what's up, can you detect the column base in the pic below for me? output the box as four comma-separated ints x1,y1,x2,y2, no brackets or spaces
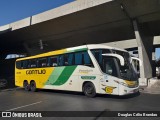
139,78,148,87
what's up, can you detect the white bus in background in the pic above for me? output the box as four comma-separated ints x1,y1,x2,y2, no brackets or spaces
15,44,140,97
156,67,160,79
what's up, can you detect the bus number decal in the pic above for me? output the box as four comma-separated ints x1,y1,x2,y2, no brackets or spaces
102,86,116,94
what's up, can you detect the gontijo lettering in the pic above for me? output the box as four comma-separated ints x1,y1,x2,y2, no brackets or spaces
26,69,46,75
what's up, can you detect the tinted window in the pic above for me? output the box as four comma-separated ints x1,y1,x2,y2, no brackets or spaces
30,59,37,68
49,56,58,67
74,51,93,67
64,54,69,66
83,52,92,66
103,57,118,77
68,53,74,65
91,49,111,65
38,58,47,67
22,60,28,69
75,52,82,65
58,55,64,66
16,61,21,69
18,51,93,68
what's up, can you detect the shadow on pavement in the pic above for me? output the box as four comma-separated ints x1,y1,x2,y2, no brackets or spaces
35,88,140,99
97,91,141,99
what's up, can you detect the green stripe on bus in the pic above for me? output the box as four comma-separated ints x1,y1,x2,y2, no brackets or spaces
66,48,88,53
45,67,65,85
52,66,77,85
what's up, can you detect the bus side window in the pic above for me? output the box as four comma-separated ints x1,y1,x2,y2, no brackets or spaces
49,56,58,67
64,54,69,66
92,50,100,64
99,50,102,64
21,60,28,69
58,55,64,66
91,50,102,68
27,60,31,68
30,59,37,68
38,58,47,68
16,61,21,69
103,58,118,77
68,53,74,65
91,49,111,65
83,52,93,67
75,52,82,65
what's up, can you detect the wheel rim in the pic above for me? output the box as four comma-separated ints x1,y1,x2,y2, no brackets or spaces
24,82,29,90
31,82,36,91
85,85,94,95
31,82,35,88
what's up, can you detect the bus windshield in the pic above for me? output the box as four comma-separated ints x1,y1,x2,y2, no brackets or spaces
91,49,138,81
112,50,138,81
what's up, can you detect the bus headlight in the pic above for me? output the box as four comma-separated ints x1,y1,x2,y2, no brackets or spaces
114,80,128,87
114,80,138,88
120,82,128,87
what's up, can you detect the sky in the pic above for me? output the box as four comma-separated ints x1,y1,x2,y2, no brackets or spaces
156,49,160,60
0,0,74,26
0,0,160,59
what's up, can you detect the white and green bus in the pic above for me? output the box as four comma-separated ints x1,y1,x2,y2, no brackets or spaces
15,44,139,97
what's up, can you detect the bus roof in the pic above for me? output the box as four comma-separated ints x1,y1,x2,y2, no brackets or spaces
87,44,127,52
16,44,127,61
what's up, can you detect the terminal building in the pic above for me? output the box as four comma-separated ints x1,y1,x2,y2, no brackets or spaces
0,0,160,87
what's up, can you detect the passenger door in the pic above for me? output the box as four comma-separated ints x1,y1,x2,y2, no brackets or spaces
100,58,119,95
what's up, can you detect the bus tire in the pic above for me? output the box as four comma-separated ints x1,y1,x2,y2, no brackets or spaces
23,81,30,91
30,81,37,92
83,82,96,97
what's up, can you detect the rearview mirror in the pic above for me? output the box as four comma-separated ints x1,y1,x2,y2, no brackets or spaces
131,57,142,66
102,53,125,66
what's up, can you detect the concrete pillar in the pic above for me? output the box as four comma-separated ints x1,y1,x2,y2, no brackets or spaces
152,48,156,77
133,20,154,86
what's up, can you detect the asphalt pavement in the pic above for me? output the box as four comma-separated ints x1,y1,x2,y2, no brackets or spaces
0,88,160,120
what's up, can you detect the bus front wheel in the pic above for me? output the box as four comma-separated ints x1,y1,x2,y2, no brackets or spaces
23,81,30,91
83,82,96,97
30,81,37,92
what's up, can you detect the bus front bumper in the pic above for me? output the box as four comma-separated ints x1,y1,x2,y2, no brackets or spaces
119,87,139,96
